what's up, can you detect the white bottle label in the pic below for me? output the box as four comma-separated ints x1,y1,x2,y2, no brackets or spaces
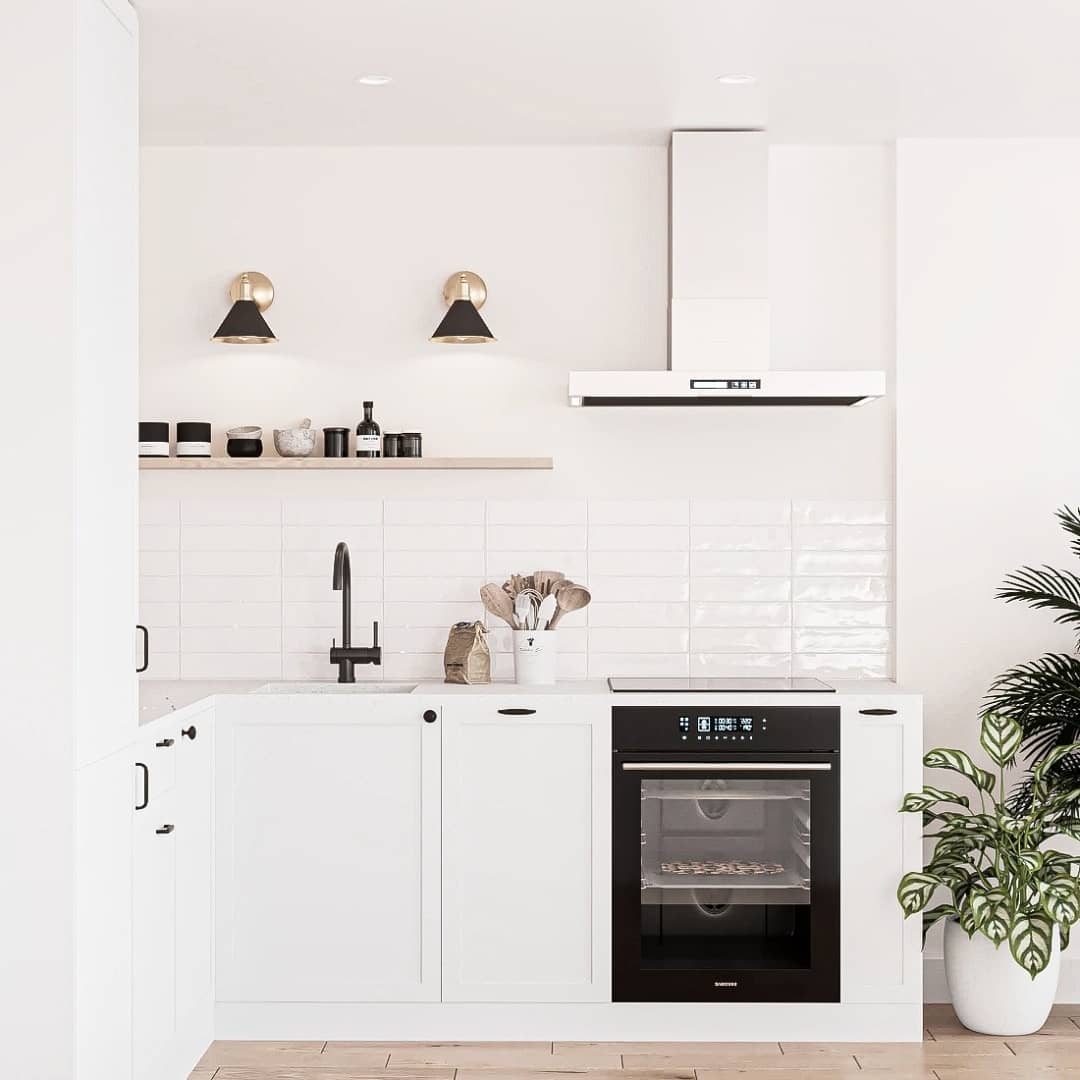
358,434,380,452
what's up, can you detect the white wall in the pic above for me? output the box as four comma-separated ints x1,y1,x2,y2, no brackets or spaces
897,138,1080,991
138,144,897,680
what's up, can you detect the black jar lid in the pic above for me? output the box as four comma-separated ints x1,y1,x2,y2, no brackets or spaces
323,426,350,434
176,421,211,441
139,421,169,441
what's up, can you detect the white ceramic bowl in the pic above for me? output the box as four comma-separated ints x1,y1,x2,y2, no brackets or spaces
273,427,317,457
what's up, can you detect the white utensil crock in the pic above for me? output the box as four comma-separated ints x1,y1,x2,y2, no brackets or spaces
944,917,1060,1035
513,629,557,685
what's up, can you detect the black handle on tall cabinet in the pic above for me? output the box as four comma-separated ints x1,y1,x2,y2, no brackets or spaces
136,625,149,673
135,763,149,810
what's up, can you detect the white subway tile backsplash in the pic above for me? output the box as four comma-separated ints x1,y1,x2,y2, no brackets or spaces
692,577,792,603
384,524,485,551
793,603,891,628
142,653,180,680
792,576,890,602
589,499,689,526
691,627,791,654
691,551,792,578
589,524,689,551
692,603,791,628
283,525,381,552
691,500,791,526
182,525,280,552
792,500,891,525
383,500,483,525
588,602,688,628
794,525,890,551
181,576,281,602
181,498,281,525
284,498,383,525
140,496,894,682
385,550,486,577
485,524,588,552
691,526,792,551
794,551,890,577
487,500,587,525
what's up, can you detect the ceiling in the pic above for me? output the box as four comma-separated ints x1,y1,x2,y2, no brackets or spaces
137,0,1080,145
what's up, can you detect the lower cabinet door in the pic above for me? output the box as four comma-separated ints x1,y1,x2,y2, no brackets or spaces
132,788,177,1080
840,698,923,1004
215,696,441,1002
174,711,214,1072
441,699,610,1002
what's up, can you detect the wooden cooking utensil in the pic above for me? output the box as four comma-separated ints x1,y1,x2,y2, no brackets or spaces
534,569,566,597
481,583,518,628
549,582,591,627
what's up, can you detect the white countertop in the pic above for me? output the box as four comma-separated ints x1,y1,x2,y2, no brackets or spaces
139,677,914,727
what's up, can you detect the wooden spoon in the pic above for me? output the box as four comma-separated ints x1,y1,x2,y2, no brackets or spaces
549,582,591,627
481,583,518,628
534,569,566,597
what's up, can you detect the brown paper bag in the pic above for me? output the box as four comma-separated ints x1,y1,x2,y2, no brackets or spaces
443,621,491,684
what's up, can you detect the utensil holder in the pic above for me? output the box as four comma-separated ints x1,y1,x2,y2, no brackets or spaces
513,629,557,685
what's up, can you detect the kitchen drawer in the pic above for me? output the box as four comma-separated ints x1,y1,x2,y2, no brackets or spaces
459,697,596,724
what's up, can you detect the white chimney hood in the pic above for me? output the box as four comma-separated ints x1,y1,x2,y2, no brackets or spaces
568,131,885,408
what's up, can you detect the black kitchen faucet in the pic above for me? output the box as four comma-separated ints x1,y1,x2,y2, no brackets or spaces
330,541,381,683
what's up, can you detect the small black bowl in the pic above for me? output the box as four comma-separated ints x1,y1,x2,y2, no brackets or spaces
226,438,263,458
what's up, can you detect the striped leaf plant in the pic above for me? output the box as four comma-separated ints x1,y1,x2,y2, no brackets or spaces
897,711,1080,978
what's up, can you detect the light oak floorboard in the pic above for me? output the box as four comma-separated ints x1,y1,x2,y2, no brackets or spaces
386,1049,622,1069
189,1071,218,1080
553,1042,782,1061
214,1071,453,1080
456,1071,694,1080
929,1015,1080,1039
696,1071,930,1080
624,1051,851,1070
198,1043,334,1068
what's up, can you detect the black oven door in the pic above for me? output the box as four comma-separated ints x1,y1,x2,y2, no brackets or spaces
612,752,840,1002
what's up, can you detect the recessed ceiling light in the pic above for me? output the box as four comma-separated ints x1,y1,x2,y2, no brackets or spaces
355,74,392,86
715,73,757,85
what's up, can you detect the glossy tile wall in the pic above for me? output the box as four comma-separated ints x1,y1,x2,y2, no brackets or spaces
138,497,893,682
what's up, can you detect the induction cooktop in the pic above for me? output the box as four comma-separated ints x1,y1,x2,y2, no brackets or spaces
607,677,836,693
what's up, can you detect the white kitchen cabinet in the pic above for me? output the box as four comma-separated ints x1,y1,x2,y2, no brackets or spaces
132,782,177,1080
840,696,923,1004
215,695,441,1003
440,697,611,1002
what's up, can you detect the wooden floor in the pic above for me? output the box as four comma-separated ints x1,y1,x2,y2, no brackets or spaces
190,1005,1080,1079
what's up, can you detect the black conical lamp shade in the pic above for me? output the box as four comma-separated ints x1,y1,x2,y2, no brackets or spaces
213,299,276,344
431,299,495,344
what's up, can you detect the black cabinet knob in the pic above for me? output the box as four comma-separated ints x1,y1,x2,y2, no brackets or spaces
155,824,175,835
423,710,438,723
181,725,197,741
155,737,174,748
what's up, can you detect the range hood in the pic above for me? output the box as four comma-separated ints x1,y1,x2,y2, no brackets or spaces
568,131,885,408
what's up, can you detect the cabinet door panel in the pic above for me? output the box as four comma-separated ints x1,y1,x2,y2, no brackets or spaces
442,700,610,1002
840,699,922,1004
133,788,177,1080
216,700,439,1002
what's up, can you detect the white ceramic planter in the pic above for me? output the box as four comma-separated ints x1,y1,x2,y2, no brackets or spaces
944,917,1060,1035
513,629,558,685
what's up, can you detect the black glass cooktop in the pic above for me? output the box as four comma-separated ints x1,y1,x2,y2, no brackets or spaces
607,677,835,693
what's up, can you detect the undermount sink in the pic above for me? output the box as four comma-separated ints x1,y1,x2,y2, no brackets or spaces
255,682,418,695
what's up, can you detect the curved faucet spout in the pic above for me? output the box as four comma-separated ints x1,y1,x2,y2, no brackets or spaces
332,541,351,593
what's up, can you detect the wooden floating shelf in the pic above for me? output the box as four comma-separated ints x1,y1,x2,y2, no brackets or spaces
139,456,553,471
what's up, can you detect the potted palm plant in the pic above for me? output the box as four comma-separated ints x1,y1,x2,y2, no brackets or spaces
897,711,1080,1035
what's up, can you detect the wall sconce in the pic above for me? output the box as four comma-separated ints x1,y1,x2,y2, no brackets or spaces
431,271,495,344
212,272,277,344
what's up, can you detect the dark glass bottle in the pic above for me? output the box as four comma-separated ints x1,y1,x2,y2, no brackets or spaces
355,401,381,458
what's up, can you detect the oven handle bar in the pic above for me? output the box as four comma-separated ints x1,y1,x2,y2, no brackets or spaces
621,761,832,772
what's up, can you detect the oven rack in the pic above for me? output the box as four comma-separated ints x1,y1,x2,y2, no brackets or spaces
640,780,810,802
641,863,811,891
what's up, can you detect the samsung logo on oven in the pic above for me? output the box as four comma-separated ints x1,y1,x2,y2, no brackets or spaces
713,980,739,989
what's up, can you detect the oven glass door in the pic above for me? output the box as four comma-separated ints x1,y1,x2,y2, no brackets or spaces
613,755,839,1002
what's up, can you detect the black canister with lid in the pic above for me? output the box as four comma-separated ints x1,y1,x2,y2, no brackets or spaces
176,421,212,457
383,433,402,458
400,432,423,458
323,427,349,458
139,421,170,457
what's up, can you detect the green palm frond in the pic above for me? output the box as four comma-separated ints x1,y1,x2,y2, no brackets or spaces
984,653,1080,723
997,566,1080,639
1056,507,1080,560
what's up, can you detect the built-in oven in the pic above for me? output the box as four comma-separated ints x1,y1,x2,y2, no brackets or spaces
612,705,840,1002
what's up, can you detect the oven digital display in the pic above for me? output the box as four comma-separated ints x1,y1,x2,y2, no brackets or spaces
680,715,754,735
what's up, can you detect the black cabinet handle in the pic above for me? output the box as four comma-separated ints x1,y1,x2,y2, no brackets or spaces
497,708,537,716
155,737,175,748
136,625,149,673
135,763,149,810
155,824,175,835
181,725,197,741
859,708,898,716
423,710,438,723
